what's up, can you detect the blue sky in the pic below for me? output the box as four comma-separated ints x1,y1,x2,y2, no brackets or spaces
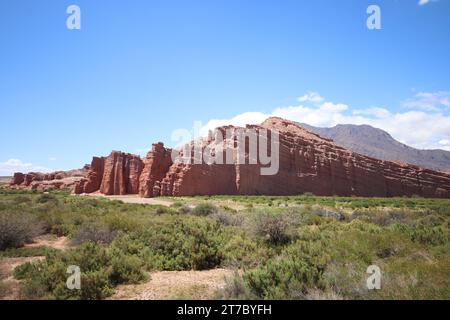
1,0,449,175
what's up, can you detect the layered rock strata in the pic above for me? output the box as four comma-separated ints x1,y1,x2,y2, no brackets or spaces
10,118,450,198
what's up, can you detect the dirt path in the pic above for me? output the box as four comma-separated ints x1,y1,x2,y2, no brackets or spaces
0,256,44,300
81,194,173,207
112,269,234,300
25,235,69,250
0,236,69,300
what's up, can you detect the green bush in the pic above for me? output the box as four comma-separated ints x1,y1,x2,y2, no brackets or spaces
104,214,141,233
1,246,56,258
0,212,43,250
109,251,147,284
243,241,330,299
15,242,145,300
210,211,243,226
13,195,32,204
70,222,118,245
36,193,59,205
191,203,218,216
112,216,226,270
215,272,256,300
251,211,292,245
391,224,448,246
171,201,184,208
178,205,192,214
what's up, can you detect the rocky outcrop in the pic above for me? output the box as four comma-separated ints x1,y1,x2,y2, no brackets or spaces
139,143,173,197
10,117,450,198
10,167,89,192
157,118,450,198
74,157,105,194
98,151,144,195
11,173,25,185
74,151,144,195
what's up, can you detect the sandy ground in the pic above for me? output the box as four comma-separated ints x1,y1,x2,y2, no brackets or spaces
0,236,69,300
111,268,234,300
80,193,174,207
25,235,69,251
0,256,44,300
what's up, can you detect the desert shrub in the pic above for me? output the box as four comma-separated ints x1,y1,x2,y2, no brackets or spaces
155,206,175,215
243,241,331,299
13,195,32,204
111,216,225,270
171,201,184,208
416,214,446,228
221,231,274,268
0,212,43,250
215,272,256,300
391,224,448,246
251,211,292,245
35,208,73,236
108,251,147,284
16,242,145,300
104,214,141,233
210,211,243,226
311,205,345,221
191,203,218,216
0,246,56,258
36,193,59,205
351,209,410,226
13,262,36,280
70,222,118,245
178,205,192,214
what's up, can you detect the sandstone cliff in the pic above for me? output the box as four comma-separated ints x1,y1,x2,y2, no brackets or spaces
74,151,143,195
10,117,450,198
156,118,450,198
139,142,173,197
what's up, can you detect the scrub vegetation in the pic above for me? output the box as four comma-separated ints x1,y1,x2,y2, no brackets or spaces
0,188,448,300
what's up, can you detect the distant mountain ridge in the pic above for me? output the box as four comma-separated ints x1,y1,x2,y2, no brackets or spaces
301,123,450,173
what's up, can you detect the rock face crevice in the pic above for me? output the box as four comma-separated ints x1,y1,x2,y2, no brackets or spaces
139,142,173,197
10,117,450,198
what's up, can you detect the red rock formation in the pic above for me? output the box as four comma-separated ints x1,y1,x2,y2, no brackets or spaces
139,142,173,197
10,167,89,192
11,173,25,185
9,117,450,198
99,151,143,195
74,157,105,194
158,117,450,198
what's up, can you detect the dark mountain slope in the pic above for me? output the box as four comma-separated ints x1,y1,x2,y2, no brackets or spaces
301,123,450,173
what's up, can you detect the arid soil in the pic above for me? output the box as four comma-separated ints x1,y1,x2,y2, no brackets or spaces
81,193,173,207
111,268,234,300
0,236,69,300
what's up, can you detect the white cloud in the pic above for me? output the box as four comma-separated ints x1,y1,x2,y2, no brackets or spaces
298,92,324,103
200,93,450,151
48,157,57,161
0,159,53,176
353,107,391,119
438,139,450,151
403,91,450,111
200,112,271,136
418,0,439,5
